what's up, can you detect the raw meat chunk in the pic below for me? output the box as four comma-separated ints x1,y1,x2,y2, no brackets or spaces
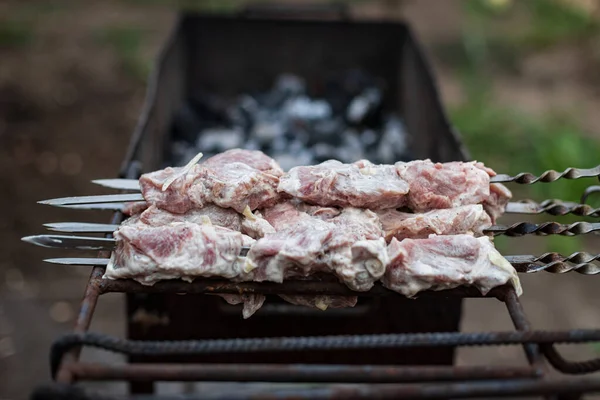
201,162,282,212
241,206,276,239
202,149,284,177
215,294,266,319
377,204,492,242
104,220,252,285
139,205,242,231
296,203,341,220
139,150,283,214
262,201,309,228
244,204,388,292
278,295,358,310
244,217,334,283
484,183,512,223
123,201,148,216
396,160,492,212
278,159,409,209
383,234,522,298
139,164,206,214
327,208,388,291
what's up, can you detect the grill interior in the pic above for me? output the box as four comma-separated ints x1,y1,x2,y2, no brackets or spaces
31,10,600,400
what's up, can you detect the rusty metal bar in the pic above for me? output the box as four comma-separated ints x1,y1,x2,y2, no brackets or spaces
54,267,103,384
504,288,546,374
541,345,600,375
50,329,600,379
64,362,539,383
55,210,124,385
99,278,508,298
31,377,600,399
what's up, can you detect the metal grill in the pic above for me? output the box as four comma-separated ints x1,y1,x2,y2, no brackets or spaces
27,8,600,400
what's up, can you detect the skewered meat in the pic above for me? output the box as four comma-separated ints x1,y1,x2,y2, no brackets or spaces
139,205,242,231
277,158,512,220
201,148,284,177
377,204,492,242
245,203,388,292
395,160,493,212
104,220,252,285
123,201,149,216
383,234,522,298
296,203,341,220
277,160,409,209
139,149,284,214
241,206,276,239
484,183,512,223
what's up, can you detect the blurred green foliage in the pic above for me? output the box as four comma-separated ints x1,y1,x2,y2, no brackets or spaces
450,0,600,254
466,0,599,47
0,19,34,49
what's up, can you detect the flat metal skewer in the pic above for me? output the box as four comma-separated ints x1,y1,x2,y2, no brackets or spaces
44,222,120,233
90,165,600,191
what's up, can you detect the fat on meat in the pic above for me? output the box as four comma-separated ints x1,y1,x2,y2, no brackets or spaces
215,293,266,319
104,220,254,286
241,206,276,239
296,203,341,220
278,159,409,209
395,159,512,220
396,160,490,212
123,201,149,216
139,164,205,214
382,234,522,298
278,294,358,310
139,205,242,231
484,183,512,223
244,202,388,292
201,149,284,177
377,204,492,242
139,149,284,214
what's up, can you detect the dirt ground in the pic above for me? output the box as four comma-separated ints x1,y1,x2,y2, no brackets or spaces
1,1,600,398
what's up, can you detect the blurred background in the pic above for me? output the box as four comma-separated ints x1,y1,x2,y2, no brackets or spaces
2,0,600,397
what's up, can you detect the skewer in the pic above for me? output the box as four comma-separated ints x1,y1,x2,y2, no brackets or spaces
22,234,252,256
90,165,600,191
35,194,600,217
40,221,600,237
39,254,600,275
21,235,116,250
44,222,120,233
92,179,140,191
38,193,144,206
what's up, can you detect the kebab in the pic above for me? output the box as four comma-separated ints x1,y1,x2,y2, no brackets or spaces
28,149,599,318
105,150,519,317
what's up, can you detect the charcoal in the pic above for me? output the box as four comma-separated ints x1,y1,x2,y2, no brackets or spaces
346,88,382,125
310,117,343,145
312,143,339,162
274,73,306,97
243,139,260,151
252,116,286,144
284,127,310,146
169,71,412,168
238,94,260,115
171,104,204,144
270,136,288,153
226,104,252,133
273,150,314,171
360,129,378,147
196,127,244,153
377,116,408,164
188,92,229,125
283,96,331,121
